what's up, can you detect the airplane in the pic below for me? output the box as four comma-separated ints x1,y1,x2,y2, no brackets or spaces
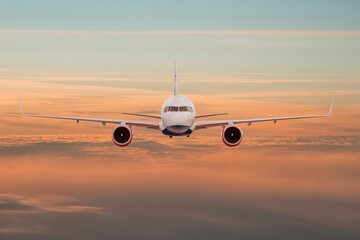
18,61,334,147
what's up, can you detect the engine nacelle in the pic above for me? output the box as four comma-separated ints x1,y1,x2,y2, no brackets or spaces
222,125,243,147
112,124,132,147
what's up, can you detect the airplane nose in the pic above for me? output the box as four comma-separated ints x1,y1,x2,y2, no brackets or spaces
163,113,193,134
167,125,190,134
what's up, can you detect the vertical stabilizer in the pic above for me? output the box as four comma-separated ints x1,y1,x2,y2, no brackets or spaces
174,59,178,96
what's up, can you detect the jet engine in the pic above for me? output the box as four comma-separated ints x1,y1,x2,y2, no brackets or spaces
112,124,132,147
222,125,243,147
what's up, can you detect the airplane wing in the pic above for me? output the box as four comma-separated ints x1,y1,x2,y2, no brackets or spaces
18,97,160,129
195,97,333,130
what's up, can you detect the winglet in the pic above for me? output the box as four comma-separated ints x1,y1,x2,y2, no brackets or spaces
18,96,24,116
327,97,334,116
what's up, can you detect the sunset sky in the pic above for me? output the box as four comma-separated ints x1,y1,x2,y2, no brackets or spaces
0,0,360,239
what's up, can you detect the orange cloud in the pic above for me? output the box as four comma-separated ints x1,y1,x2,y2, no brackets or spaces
0,194,106,214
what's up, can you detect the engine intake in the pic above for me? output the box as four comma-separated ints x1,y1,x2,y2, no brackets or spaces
112,124,132,147
222,125,243,147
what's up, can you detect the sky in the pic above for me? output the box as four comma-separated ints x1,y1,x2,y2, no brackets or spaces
0,0,360,239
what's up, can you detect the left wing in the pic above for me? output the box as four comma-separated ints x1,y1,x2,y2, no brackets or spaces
195,97,333,130
18,97,160,129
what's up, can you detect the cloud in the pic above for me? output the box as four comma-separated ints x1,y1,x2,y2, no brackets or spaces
0,134,358,164
0,194,106,215
0,196,36,211
0,137,359,239
4,74,349,84
245,135,360,147
0,227,49,235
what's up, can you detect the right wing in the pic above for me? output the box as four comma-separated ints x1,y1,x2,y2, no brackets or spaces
18,97,160,129
195,97,333,130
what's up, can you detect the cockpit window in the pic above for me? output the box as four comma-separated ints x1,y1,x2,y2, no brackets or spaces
165,106,192,112
169,106,178,111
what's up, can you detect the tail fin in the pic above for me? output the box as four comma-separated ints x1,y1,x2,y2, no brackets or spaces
174,59,178,96
18,96,25,116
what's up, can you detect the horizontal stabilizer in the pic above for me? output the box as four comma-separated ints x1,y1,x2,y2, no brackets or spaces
122,112,161,119
195,113,228,118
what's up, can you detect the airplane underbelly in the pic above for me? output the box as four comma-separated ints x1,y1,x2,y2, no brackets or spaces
162,125,192,136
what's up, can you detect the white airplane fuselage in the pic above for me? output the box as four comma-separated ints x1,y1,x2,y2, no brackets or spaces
160,96,196,136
